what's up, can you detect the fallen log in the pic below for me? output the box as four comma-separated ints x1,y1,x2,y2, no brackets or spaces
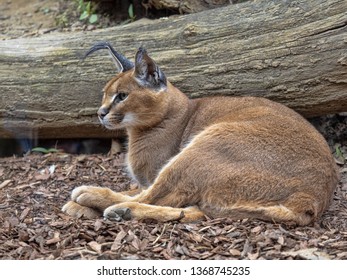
0,0,346,138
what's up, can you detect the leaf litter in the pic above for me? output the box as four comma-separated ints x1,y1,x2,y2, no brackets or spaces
0,151,346,260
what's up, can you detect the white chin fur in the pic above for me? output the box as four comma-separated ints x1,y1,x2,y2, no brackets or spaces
99,118,117,130
121,113,136,126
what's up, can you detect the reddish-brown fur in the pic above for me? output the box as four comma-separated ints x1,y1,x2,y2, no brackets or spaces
62,47,338,225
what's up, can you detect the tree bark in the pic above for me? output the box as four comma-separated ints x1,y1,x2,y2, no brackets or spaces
0,0,346,138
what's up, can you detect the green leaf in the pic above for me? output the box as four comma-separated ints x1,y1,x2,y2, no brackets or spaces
335,146,343,158
47,148,60,153
31,147,50,154
86,1,91,13
78,0,85,13
89,14,98,24
128,3,134,19
31,147,60,154
80,10,89,20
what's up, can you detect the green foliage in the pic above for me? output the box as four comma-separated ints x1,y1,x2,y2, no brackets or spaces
128,3,136,21
334,144,345,164
89,14,98,24
122,3,136,25
77,0,98,24
55,12,69,27
31,147,61,154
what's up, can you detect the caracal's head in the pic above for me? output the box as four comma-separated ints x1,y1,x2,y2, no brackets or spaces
84,42,168,130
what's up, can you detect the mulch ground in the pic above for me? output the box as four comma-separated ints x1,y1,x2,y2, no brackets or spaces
1,152,346,260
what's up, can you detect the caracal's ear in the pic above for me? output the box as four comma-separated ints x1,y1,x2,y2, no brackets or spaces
133,47,167,90
84,41,134,73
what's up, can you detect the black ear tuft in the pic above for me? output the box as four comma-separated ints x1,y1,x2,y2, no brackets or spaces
84,41,134,73
134,47,167,90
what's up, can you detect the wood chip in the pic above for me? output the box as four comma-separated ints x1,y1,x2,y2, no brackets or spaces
282,248,331,260
88,241,102,254
46,232,61,245
19,207,31,221
111,230,127,251
0,179,12,189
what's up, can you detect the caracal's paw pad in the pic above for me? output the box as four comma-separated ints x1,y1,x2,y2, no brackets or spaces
62,201,102,219
70,185,114,210
104,206,132,222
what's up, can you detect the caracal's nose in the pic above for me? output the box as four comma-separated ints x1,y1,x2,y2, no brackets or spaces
97,106,109,120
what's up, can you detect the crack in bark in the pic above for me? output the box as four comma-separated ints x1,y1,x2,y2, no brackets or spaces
308,21,347,37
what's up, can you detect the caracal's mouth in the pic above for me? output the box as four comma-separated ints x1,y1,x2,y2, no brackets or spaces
99,113,136,130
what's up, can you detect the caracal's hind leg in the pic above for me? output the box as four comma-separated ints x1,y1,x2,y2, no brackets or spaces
62,185,140,218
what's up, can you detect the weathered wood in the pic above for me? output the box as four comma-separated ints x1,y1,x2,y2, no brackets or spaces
0,0,346,138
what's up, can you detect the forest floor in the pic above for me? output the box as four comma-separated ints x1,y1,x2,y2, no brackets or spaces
0,0,347,260
0,150,346,260
0,0,105,39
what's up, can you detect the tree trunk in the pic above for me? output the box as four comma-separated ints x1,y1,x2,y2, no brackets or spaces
0,0,346,139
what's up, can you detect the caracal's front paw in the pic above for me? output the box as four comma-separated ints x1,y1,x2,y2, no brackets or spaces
62,201,102,219
104,205,132,222
70,185,118,211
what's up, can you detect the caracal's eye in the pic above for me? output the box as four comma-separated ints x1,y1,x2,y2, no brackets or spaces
115,92,129,102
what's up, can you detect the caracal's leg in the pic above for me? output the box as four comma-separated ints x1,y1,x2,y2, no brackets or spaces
62,185,142,218
104,202,205,222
